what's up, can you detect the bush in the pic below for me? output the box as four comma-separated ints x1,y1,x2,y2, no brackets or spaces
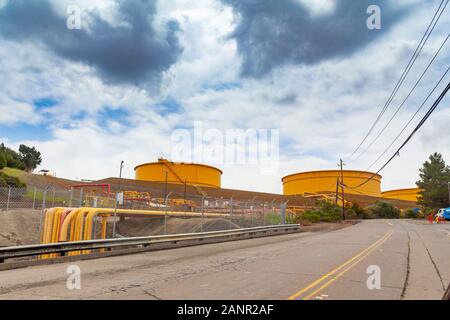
299,201,343,224
367,201,401,219
302,210,321,223
318,200,343,222
348,203,367,219
0,172,26,188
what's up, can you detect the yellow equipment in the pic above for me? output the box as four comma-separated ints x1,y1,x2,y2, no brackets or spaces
39,207,235,258
134,158,222,189
282,170,382,198
382,188,420,203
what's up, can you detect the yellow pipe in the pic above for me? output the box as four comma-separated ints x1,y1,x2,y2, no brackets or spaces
39,208,57,259
59,208,83,242
99,215,109,253
45,207,235,257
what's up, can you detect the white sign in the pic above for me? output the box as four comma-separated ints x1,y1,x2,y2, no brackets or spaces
116,192,124,205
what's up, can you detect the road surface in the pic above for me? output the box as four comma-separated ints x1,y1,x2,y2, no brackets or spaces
0,219,449,300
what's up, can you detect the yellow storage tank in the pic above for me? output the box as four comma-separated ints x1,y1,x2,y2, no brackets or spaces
135,158,222,188
282,170,382,197
382,188,420,202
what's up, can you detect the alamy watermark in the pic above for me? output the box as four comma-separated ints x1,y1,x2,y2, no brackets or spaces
66,265,81,290
171,122,280,175
367,5,381,30
366,265,381,290
66,5,81,30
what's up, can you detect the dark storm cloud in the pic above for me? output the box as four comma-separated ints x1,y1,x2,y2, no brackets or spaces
0,0,183,87
222,0,411,77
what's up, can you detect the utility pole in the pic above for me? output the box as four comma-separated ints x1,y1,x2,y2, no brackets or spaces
339,159,346,220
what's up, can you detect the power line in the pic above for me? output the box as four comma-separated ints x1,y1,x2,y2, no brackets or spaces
354,31,450,163
347,79,450,190
367,64,450,170
346,0,447,162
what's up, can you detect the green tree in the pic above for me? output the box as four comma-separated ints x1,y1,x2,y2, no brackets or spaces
19,144,42,172
416,152,450,211
0,152,6,169
0,143,25,170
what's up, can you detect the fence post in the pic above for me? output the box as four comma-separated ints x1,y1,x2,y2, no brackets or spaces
32,187,37,210
263,202,266,226
281,202,287,225
51,189,55,207
201,196,205,233
6,186,11,212
69,187,73,207
229,197,233,230
79,188,83,207
38,189,47,244
164,192,172,235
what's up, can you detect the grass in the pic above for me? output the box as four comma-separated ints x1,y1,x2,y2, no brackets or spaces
1,167,26,179
265,212,296,225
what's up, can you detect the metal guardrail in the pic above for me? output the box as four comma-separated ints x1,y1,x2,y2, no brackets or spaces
0,224,300,262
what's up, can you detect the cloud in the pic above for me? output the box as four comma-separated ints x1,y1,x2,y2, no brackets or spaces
0,0,183,88
0,98,43,125
222,0,411,77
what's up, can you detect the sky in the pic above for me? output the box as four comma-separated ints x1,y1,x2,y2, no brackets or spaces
0,0,449,194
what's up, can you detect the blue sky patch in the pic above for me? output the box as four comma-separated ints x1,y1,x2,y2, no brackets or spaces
0,122,53,142
33,97,58,109
157,98,182,115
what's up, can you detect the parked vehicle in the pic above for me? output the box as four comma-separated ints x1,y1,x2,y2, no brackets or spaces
436,208,450,221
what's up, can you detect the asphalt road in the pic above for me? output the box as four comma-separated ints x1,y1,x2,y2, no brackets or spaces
0,219,449,300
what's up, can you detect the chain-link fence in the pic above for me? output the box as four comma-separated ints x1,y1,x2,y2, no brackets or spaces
0,184,294,245
0,186,72,210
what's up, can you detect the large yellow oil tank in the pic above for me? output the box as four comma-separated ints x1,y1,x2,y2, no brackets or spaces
382,188,420,202
282,170,382,197
135,158,222,188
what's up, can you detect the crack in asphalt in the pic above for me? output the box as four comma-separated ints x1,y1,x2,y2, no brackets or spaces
411,228,446,292
400,229,411,300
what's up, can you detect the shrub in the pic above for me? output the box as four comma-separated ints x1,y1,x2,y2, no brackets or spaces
348,203,367,219
302,210,321,223
367,201,401,219
318,200,343,222
0,172,26,188
405,209,416,219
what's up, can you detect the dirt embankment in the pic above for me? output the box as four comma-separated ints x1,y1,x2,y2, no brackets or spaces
0,209,41,246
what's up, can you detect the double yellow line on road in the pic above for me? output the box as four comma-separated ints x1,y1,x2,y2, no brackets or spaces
288,230,393,300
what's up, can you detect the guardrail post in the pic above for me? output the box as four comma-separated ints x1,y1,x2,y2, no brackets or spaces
6,186,11,212
32,187,37,210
